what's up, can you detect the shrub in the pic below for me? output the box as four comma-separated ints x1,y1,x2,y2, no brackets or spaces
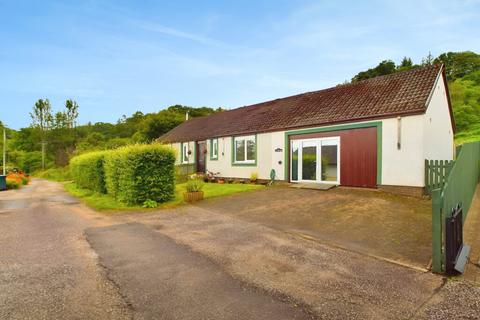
142,199,158,208
186,177,204,193
103,150,122,199
35,167,72,182
6,180,20,189
70,151,107,193
250,172,258,182
104,144,175,205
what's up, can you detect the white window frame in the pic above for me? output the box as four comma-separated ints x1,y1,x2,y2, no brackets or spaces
289,137,340,184
211,138,218,159
182,143,189,164
233,135,256,164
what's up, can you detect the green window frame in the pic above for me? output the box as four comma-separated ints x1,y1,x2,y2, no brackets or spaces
210,138,218,160
232,135,257,166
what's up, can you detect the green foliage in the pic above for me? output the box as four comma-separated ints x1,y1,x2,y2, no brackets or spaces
104,144,176,204
35,166,72,182
351,51,480,144
142,199,158,208
449,72,480,132
70,151,107,193
352,60,397,82
434,51,480,81
186,177,204,192
6,180,20,189
250,172,258,182
140,111,184,142
20,177,28,185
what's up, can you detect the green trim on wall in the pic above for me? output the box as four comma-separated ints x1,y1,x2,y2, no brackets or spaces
283,122,383,185
210,138,219,160
231,134,258,167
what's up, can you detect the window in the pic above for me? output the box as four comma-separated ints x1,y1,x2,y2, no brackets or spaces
233,135,256,164
182,143,189,163
210,138,218,160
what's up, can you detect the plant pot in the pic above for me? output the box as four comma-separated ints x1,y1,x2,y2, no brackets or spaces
218,179,225,184
183,191,204,202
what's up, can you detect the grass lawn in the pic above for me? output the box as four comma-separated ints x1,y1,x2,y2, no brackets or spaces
64,181,264,212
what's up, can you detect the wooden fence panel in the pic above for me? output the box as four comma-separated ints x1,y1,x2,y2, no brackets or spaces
425,159,454,195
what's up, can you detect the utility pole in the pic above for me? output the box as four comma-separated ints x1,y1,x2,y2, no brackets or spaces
2,129,6,176
41,141,46,170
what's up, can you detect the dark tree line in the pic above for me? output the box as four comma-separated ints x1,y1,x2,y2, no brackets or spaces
2,102,221,172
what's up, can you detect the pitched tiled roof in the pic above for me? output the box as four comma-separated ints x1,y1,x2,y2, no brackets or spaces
160,64,444,143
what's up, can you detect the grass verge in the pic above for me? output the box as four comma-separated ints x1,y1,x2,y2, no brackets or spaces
35,167,72,182
64,181,263,212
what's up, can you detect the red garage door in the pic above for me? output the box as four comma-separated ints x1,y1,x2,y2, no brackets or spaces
289,127,378,188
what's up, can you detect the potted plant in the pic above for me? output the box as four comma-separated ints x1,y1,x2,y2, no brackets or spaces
218,178,225,184
250,172,258,184
183,177,205,202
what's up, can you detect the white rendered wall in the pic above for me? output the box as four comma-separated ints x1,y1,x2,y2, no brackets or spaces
205,133,275,180
170,141,195,165
380,116,425,187
423,74,455,161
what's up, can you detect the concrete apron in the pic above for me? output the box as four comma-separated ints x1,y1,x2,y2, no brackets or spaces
462,184,480,282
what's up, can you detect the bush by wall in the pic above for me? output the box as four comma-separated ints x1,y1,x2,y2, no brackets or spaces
104,144,175,205
70,151,107,193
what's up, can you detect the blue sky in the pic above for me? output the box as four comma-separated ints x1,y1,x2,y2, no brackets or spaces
1,0,479,129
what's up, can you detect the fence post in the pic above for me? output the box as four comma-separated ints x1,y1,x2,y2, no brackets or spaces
425,159,428,194
432,188,443,273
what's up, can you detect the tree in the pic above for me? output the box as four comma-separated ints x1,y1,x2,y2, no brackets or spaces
30,99,53,170
140,111,184,141
65,100,79,128
396,57,416,72
421,51,434,66
434,51,480,81
351,60,396,82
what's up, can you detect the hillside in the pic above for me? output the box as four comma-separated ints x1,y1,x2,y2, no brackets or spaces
351,51,480,143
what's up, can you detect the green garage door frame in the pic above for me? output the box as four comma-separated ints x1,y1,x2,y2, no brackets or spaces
284,121,383,185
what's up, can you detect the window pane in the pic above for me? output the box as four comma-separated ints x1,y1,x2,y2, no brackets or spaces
235,140,245,161
213,140,218,157
291,141,299,181
183,145,188,162
321,144,338,182
302,143,316,180
246,139,255,161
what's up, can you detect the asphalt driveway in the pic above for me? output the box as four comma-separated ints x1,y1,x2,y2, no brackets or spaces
195,186,432,268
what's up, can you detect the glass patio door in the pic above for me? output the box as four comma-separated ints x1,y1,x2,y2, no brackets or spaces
301,141,317,181
290,137,340,184
320,138,340,184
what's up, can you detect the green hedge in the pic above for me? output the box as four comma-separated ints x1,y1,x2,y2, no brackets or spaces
70,151,107,193
104,144,175,205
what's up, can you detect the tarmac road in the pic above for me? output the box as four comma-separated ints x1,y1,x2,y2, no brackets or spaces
0,180,315,319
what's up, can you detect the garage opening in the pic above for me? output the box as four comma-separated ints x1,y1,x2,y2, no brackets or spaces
289,127,377,188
